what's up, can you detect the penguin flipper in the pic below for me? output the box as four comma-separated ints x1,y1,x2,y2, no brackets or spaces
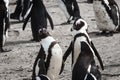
110,5,120,27
63,41,73,62
22,12,31,30
46,11,54,30
91,41,104,70
32,46,44,79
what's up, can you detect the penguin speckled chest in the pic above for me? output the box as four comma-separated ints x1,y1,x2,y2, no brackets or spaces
32,28,63,80
93,0,120,32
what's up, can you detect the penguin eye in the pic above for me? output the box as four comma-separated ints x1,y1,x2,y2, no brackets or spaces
38,29,42,33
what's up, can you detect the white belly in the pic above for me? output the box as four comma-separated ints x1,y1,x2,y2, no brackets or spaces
93,1,116,31
47,44,63,80
72,37,87,68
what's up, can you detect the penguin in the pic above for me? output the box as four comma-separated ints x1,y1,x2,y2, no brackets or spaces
22,0,54,41
72,41,101,80
32,28,63,80
57,0,80,24
0,0,10,52
93,0,120,36
62,18,104,79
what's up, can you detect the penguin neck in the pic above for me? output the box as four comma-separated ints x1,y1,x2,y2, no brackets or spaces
40,36,56,52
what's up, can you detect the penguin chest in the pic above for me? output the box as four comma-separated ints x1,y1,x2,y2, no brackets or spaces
73,37,87,66
47,44,63,80
93,1,116,31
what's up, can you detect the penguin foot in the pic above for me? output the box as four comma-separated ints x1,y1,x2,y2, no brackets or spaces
60,22,70,25
97,31,113,37
105,31,113,37
0,48,11,53
30,39,39,42
10,13,19,20
60,21,71,25
87,0,93,3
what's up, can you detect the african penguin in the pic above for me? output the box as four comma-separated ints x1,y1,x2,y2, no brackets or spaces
93,0,120,36
57,0,80,24
0,0,10,52
62,18,104,79
32,28,63,80
22,0,54,41
72,41,101,80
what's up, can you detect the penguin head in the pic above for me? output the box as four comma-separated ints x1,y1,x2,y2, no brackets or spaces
38,28,50,40
71,18,88,33
36,75,50,80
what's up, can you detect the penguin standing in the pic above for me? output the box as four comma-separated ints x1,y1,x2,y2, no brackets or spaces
93,0,120,36
22,0,54,42
32,28,63,80
57,0,80,24
0,0,10,52
62,18,104,80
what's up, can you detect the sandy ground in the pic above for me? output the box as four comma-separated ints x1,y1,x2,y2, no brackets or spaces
0,0,120,80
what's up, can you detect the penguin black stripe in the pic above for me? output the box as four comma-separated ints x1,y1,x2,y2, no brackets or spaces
46,41,57,72
74,33,91,45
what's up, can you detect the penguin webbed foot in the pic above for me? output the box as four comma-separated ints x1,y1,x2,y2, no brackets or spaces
87,0,93,4
101,31,113,37
0,48,11,53
60,21,71,25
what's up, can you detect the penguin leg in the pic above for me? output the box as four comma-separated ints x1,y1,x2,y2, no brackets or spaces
0,48,11,53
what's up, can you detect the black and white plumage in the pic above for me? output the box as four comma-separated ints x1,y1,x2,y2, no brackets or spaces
23,0,54,41
35,59,51,80
57,0,80,24
63,18,104,80
0,0,10,52
93,0,120,35
32,28,63,80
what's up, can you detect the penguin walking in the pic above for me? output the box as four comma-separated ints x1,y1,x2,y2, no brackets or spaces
32,28,63,80
62,18,104,80
93,0,120,36
57,0,80,24
0,0,10,52
22,0,54,42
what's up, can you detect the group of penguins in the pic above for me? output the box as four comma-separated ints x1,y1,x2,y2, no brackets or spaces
1,0,120,80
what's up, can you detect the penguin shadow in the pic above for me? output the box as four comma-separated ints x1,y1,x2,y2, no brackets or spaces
101,64,120,77
77,1,91,4
88,31,120,38
10,20,24,25
8,30,20,37
9,2,17,5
